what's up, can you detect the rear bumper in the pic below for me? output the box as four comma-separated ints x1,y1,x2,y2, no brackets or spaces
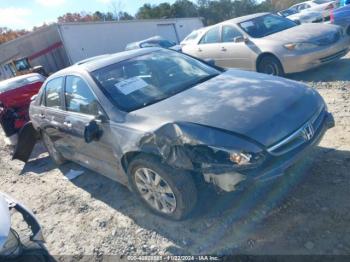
281,37,350,74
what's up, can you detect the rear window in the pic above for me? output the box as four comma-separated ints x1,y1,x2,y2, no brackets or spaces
313,0,332,4
0,74,45,94
183,31,200,41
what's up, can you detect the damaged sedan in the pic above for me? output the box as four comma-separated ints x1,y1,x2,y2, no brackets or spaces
15,48,334,220
0,73,45,145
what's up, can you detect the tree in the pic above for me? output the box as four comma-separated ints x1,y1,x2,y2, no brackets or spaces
0,27,28,45
171,0,198,18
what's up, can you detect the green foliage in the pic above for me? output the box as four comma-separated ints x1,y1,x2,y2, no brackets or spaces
135,0,299,26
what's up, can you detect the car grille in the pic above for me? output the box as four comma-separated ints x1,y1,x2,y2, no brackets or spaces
320,49,347,63
315,32,340,46
267,106,325,156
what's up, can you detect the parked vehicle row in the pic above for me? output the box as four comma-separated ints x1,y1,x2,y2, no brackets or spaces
0,73,45,144
125,36,182,52
278,9,325,24
331,3,350,35
279,0,340,23
1,10,347,221
11,48,335,220
181,13,350,76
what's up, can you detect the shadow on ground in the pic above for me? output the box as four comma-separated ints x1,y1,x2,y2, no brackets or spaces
33,145,349,255
288,58,350,82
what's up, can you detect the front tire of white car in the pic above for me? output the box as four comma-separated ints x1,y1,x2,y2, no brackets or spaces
257,55,284,77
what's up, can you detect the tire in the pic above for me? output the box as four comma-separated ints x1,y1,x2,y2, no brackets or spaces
42,132,66,165
128,155,197,220
257,55,284,77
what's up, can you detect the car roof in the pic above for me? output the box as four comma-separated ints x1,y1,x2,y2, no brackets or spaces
48,47,162,79
291,0,313,6
223,12,270,24
126,36,172,49
74,54,111,65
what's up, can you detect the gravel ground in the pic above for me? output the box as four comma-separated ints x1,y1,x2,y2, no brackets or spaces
1,54,349,260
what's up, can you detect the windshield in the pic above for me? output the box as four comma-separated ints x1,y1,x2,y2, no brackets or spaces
141,40,176,48
279,9,298,17
313,0,333,4
91,50,220,112
239,14,297,38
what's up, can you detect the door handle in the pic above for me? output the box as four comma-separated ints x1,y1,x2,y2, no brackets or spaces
39,113,45,119
63,121,72,128
198,48,202,52
221,47,227,51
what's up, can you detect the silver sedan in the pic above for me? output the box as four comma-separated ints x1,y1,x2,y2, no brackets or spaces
182,13,350,76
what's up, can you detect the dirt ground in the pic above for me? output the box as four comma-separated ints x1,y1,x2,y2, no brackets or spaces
1,53,350,259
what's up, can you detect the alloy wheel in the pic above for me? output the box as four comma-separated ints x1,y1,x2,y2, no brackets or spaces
134,168,177,214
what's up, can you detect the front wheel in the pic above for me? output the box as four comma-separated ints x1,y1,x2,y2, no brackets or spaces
257,55,284,77
42,132,66,165
128,155,197,220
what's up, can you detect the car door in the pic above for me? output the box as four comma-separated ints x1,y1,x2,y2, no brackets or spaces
216,25,256,70
61,75,125,183
40,77,68,154
193,26,222,62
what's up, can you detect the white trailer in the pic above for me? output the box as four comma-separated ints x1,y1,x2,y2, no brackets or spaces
0,17,203,80
58,18,203,64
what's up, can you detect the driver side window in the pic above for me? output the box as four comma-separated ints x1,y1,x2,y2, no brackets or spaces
222,26,243,42
65,75,101,116
200,26,220,44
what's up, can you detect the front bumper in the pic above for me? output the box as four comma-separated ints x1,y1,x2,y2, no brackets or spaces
202,111,334,192
281,37,350,74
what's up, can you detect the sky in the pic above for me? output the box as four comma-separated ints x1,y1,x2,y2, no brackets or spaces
0,0,181,30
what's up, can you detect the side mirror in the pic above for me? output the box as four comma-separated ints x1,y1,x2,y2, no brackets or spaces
96,113,108,123
294,20,301,25
204,59,216,66
84,120,102,143
233,36,249,43
31,94,38,102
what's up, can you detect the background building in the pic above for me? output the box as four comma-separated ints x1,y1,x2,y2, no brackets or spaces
0,17,203,80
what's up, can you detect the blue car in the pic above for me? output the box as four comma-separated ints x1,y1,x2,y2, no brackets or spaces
331,4,350,35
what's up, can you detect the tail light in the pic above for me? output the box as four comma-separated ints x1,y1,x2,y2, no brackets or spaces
325,3,334,10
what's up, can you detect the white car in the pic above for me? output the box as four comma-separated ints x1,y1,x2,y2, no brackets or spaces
288,0,340,19
180,28,205,47
278,9,324,23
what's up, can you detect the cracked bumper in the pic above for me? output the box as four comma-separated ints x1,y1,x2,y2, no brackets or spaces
202,112,334,192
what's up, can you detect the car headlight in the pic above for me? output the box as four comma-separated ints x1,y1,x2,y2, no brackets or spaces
208,146,265,168
229,152,253,165
283,42,319,51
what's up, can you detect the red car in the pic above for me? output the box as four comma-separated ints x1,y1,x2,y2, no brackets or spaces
0,74,45,143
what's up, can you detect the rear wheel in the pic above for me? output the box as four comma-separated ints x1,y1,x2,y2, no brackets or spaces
42,132,66,165
257,55,284,76
128,155,197,220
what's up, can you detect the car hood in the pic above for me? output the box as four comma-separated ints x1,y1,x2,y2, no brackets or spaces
287,11,323,20
0,193,10,250
264,23,339,43
129,70,324,147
